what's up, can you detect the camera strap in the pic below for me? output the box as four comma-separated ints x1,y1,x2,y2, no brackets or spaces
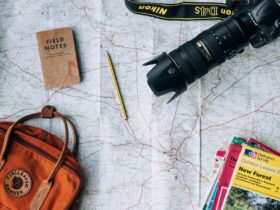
124,0,235,20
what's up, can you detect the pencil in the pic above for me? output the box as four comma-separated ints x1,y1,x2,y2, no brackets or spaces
106,51,128,120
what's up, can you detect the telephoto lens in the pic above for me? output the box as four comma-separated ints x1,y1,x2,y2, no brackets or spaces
145,0,280,102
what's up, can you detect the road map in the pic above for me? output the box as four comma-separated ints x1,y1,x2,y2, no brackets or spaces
1,0,280,209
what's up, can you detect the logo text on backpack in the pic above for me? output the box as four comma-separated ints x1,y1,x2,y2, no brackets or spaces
3,169,32,197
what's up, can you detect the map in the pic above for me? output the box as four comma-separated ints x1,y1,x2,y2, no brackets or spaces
0,0,280,209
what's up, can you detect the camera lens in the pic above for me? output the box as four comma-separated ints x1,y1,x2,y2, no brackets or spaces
145,53,187,99
146,15,253,101
146,0,280,102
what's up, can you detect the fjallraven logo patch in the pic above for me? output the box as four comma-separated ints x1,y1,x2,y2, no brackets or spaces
3,169,32,197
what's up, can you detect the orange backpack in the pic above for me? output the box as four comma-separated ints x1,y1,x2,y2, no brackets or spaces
0,106,82,210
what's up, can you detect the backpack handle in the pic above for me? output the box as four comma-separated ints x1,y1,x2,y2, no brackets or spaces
38,105,78,155
0,106,77,182
0,105,78,210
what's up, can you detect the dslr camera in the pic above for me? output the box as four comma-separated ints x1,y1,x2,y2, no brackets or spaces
146,0,280,102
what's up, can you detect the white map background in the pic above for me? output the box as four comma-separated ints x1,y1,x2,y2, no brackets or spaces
1,0,280,209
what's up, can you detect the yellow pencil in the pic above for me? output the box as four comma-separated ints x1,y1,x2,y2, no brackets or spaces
106,51,128,120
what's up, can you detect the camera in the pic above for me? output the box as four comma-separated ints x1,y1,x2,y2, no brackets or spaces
145,0,280,102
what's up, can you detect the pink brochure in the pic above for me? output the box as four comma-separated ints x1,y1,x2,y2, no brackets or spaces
212,144,241,210
247,138,280,156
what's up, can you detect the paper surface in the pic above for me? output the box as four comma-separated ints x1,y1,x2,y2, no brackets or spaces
0,0,280,209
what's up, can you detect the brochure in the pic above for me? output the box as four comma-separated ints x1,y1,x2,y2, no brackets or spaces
247,138,280,156
212,137,279,210
203,150,226,210
223,145,280,210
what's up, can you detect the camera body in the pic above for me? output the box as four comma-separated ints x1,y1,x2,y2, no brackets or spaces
248,0,280,48
146,0,280,102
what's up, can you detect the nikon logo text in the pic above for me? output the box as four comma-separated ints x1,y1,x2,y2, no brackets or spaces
138,5,168,16
195,6,218,16
220,8,234,16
